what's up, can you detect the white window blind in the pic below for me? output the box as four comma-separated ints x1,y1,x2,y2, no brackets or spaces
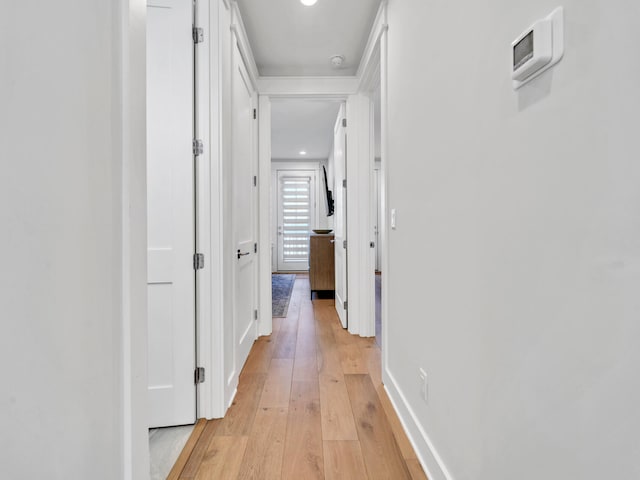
281,176,311,264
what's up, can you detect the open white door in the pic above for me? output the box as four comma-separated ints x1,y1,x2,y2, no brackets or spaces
334,106,348,328
277,170,316,272
146,0,195,428
232,42,258,373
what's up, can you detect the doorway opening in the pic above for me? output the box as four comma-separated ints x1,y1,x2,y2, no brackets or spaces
269,98,342,315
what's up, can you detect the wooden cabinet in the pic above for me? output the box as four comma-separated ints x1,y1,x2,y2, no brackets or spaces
309,234,335,298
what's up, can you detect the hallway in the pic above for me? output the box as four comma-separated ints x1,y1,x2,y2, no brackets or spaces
168,276,426,479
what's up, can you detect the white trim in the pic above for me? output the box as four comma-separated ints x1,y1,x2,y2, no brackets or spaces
383,368,454,480
257,95,273,336
227,387,238,410
356,1,388,83
118,0,148,478
345,2,387,340
256,92,348,340
194,0,227,420
239,318,256,345
230,1,259,87
257,76,359,97
195,0,211,422
219,0,236,411
379,12,391,412
360,48,381,95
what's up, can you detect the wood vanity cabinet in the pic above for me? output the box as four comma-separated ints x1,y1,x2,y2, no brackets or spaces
309,233,335,298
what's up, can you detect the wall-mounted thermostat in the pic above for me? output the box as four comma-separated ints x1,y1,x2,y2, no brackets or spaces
512,7,564,89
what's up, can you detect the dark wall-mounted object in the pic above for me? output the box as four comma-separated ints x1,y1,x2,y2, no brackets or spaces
323,165,334,216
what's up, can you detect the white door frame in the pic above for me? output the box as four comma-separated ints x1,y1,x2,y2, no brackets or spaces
197,0,261,416
257,91,370,337
356,4,390,367
256,0,388,339
119,0,149,477
257,93,348,340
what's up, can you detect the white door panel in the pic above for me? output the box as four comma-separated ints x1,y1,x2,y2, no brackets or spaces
232,42,257,374
146,0,195,428
334,106,348,328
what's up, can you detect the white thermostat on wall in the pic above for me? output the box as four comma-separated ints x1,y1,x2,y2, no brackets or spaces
512,7,564,89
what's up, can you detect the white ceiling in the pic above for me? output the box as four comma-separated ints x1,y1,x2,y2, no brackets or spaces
236,0,381,76
271,99,341,160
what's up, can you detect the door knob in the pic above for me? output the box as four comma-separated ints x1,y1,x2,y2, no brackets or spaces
237,249,250,259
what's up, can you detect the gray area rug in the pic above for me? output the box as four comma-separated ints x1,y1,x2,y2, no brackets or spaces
272,274,296,317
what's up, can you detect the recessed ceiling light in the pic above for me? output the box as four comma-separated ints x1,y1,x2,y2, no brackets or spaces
300,0,317,6
299,151,307,155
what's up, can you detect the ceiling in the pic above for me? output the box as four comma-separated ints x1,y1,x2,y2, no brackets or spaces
271,99,341,160
236,0,381,76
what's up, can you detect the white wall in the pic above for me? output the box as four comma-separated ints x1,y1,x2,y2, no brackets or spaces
0,1,148,478
385,1,640,479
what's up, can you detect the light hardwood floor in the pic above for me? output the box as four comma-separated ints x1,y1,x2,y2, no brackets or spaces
168,276,427,480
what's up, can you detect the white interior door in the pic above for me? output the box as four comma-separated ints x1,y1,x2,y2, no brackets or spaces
146,0,195,428
232,42,258,373
334,106,348,328
277,170,316,272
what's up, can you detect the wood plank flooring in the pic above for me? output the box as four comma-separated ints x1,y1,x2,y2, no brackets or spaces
172,275,427,480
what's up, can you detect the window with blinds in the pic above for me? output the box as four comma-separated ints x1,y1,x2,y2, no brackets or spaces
281,176,312,264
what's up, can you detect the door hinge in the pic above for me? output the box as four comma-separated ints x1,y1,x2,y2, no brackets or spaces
192,27,204,44
342,118,347,128
193,139,203,156
342,179,347,188
193,253,205,270
254,309,258,320
194,367,205,384
253,108,257,119
254,242,258,253
344,300,348,311
370,241,375,248
253,175,257,186
343,240,347,249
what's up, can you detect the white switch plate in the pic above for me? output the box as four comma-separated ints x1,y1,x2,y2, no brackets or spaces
391,209,397,229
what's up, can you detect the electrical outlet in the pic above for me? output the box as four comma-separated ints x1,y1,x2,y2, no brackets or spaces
391,209,397,229
419,368,428,404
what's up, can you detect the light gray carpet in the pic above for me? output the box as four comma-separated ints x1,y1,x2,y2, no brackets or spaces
272,274,296,317
149,424,194,480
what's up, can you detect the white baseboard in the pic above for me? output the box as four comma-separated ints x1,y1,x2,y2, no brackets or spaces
383,368,454,480
226,386,238,411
